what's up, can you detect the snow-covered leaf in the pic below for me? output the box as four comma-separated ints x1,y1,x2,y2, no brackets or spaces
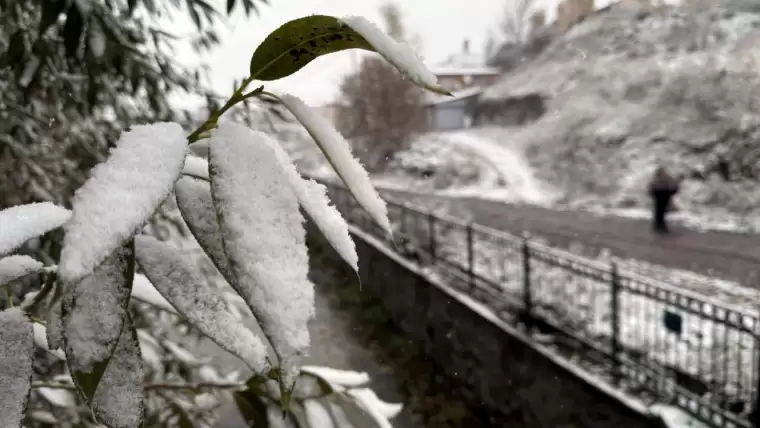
131,273,177,314
0,308,34,427
59,122,187,284
91,316,144,428
174,177,232,280
32,323,65,360
340,16,448,95
63,243,134,401
38,387,76,408
0,255,44,285
135,235,270,373
346,388,402,422
265,139,357,271
248,15,374,81
0,202,71,256
277,94,391,236
300,366,369,388
303,400,335,428
182,155,209,180
88,20,106,58
209,122,315,387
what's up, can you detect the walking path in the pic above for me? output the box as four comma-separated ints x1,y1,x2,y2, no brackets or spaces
379,188,760,287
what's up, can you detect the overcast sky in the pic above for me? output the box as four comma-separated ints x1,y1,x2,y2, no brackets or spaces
176,0,617,107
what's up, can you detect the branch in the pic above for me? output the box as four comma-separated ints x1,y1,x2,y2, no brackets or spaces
32,381,247,392
144,381,246,391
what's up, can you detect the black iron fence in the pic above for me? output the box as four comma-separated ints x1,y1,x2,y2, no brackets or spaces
319,178,760,428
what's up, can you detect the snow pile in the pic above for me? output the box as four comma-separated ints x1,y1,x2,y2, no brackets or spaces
378,129,557,205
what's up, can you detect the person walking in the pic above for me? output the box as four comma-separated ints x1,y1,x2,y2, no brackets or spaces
648,166,680,234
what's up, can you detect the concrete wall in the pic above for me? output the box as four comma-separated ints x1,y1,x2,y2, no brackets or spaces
318,225,660,428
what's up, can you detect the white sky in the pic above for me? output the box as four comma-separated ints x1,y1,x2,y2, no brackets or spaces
175,0,618,107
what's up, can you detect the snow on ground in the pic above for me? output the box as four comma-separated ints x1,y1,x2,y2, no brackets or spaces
374,129,558,206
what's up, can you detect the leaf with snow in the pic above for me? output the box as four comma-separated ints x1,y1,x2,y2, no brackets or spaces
58,122,187,284
0,308,34,428
135,235,270,373
277,94,391,236
266,138,357,271
38,386,76,408
346,388,403,422
88,20,106,58
301,366,369,389
91,316,144,428
182,155,209,181
32,323,66,360
174,177,232,281
339,16,449,95
63,243,134,400
131,273,177,314
209,122,315,388
303,400,335,428
0,202,71,256
0,255,43,285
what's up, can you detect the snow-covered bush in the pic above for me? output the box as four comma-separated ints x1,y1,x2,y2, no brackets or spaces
0,14,450,428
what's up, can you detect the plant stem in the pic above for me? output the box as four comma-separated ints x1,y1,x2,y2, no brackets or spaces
32,381,246,391
144,381,246,391
21,271,57,311
187,76,256,144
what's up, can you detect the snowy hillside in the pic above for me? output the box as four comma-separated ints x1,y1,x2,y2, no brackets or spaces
474,1,760,231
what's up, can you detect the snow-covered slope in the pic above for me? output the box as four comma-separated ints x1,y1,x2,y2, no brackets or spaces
475,1,760,231
375,130,557,205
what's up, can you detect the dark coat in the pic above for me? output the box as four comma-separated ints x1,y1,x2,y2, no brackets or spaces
648,168,680,195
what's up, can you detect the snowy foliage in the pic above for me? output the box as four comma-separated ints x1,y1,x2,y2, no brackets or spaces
0,203,71,257
0,11,446,428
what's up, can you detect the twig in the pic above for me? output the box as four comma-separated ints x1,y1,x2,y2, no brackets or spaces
144,381,246,391
21,271,57,311
32,381,246,392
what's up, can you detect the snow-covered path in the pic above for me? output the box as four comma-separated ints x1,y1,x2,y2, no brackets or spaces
438,132,556,205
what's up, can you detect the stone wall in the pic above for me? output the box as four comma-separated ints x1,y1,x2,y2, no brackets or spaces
318,225,660,428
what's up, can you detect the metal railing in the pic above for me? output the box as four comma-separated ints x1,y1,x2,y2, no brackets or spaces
320,179,760,428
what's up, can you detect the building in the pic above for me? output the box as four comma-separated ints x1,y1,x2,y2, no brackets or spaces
429,40,501,92
424,40,501,131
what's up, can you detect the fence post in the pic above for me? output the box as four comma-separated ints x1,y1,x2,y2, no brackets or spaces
522,233,532,326
399,204,407,238
428,213,436,264
466,223,475,290
610,260,622,386
754,350,760,428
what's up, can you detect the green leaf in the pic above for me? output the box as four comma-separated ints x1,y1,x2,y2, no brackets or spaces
249,15,374,81
39,0,67,36
63,242,135,404
234,386,270,427
0,308,34,428
62,3,84,58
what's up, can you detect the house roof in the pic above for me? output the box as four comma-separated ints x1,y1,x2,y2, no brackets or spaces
430,66,501,76
424,86,484,106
